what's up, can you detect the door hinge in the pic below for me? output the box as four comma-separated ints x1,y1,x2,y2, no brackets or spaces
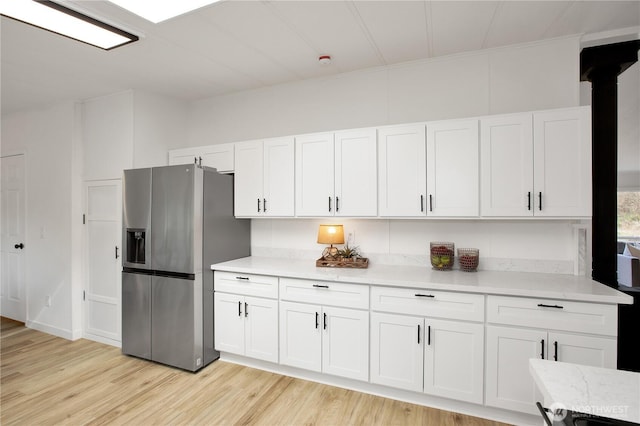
82,214,86,225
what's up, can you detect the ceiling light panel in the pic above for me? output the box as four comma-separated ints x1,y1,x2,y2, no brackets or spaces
0,0,138,50
107,0,220,23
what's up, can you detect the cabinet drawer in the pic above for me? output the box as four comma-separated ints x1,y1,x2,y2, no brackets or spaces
486,295,617,336
279,278,369,309
371,286,484,322
214,271,278,299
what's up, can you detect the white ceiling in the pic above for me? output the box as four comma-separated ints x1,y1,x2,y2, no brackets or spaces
2,0,639,115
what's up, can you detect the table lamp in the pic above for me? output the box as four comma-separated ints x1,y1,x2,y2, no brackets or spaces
317,224,344,260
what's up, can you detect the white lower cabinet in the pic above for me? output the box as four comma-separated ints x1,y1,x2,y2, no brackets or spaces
370,312,424,392
423,318,484,403
370,312,484,404
370,286,485,404
214,293,279,363
485,295,618,415
212,270,623,423
279,301,369,381
213,272,279,363
279,278,370,381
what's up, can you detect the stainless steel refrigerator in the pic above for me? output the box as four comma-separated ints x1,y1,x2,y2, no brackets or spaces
121,164,250,372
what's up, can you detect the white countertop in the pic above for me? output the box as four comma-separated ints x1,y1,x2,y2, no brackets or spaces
530,359,640,423
211,256,633,304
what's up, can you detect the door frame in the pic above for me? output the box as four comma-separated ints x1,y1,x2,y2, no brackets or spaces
1,152,28,322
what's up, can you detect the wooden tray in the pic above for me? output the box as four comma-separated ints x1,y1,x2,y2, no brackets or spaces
316,257,369,268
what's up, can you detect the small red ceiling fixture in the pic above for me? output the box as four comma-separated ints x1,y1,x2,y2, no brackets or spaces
318,55,332,65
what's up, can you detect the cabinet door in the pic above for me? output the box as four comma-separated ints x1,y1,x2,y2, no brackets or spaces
322,307,369,381
168,148,200,166
423,319,484,404
214,292,245,356
295,133,335,216
533,107,591,217
370,312,424,392
199,143,234,173
334,129,377,217
263,137,294,217
549,331,617,369
234,140,264,217
279,301,322,372
244,296,279,363
426,120,479,217
485,325,546,415
480,113,533,217
378,125,427,217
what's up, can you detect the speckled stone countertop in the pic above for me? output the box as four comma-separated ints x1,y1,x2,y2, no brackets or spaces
530,358,640,423
212,256,633,304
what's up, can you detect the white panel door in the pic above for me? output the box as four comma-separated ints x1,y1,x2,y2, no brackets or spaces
549,331,617,369
234,140,264,217
84,180,122,344
423,319,484,404
377,124,427,217
370,312,424,392
426,119,479,216
485,325,546,415
244,296,279,363
334,128,377,217
263,137,294,217
1,154,26,321
533,107,591,216
214,292,245,355
480,113,533,216
295,133,335,216
322,306,369,381
279,301,321,371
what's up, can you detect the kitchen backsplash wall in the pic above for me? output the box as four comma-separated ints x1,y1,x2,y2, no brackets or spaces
251,219,590,275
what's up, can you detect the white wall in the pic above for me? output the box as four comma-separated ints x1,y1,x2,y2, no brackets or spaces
133,91,188,168
187,36,586,274
617,62,640,190
1,102,82,338
186,36,580,146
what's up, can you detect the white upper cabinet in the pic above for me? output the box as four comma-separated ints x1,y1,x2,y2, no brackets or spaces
426,119,479,217
480,113,533,217
334,128,377,216
378,124,427,217
234,137,294,217
296,129,377,217
295,132,334,216
533,107,591,217
169,143,234,173
481,106,591,217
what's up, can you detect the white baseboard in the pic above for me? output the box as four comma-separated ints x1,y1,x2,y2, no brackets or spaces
26,320,74,340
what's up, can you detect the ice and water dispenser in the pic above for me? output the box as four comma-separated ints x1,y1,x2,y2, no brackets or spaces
126,229,146,264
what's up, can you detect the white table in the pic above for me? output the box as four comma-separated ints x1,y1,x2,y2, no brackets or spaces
530,358,640,424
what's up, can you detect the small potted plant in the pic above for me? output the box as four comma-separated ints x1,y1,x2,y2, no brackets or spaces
338,243,361,261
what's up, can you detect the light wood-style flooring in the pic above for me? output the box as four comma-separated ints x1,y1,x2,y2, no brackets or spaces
1,317,511,425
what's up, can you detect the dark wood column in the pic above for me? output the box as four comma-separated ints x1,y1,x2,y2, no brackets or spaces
580,40,640,287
